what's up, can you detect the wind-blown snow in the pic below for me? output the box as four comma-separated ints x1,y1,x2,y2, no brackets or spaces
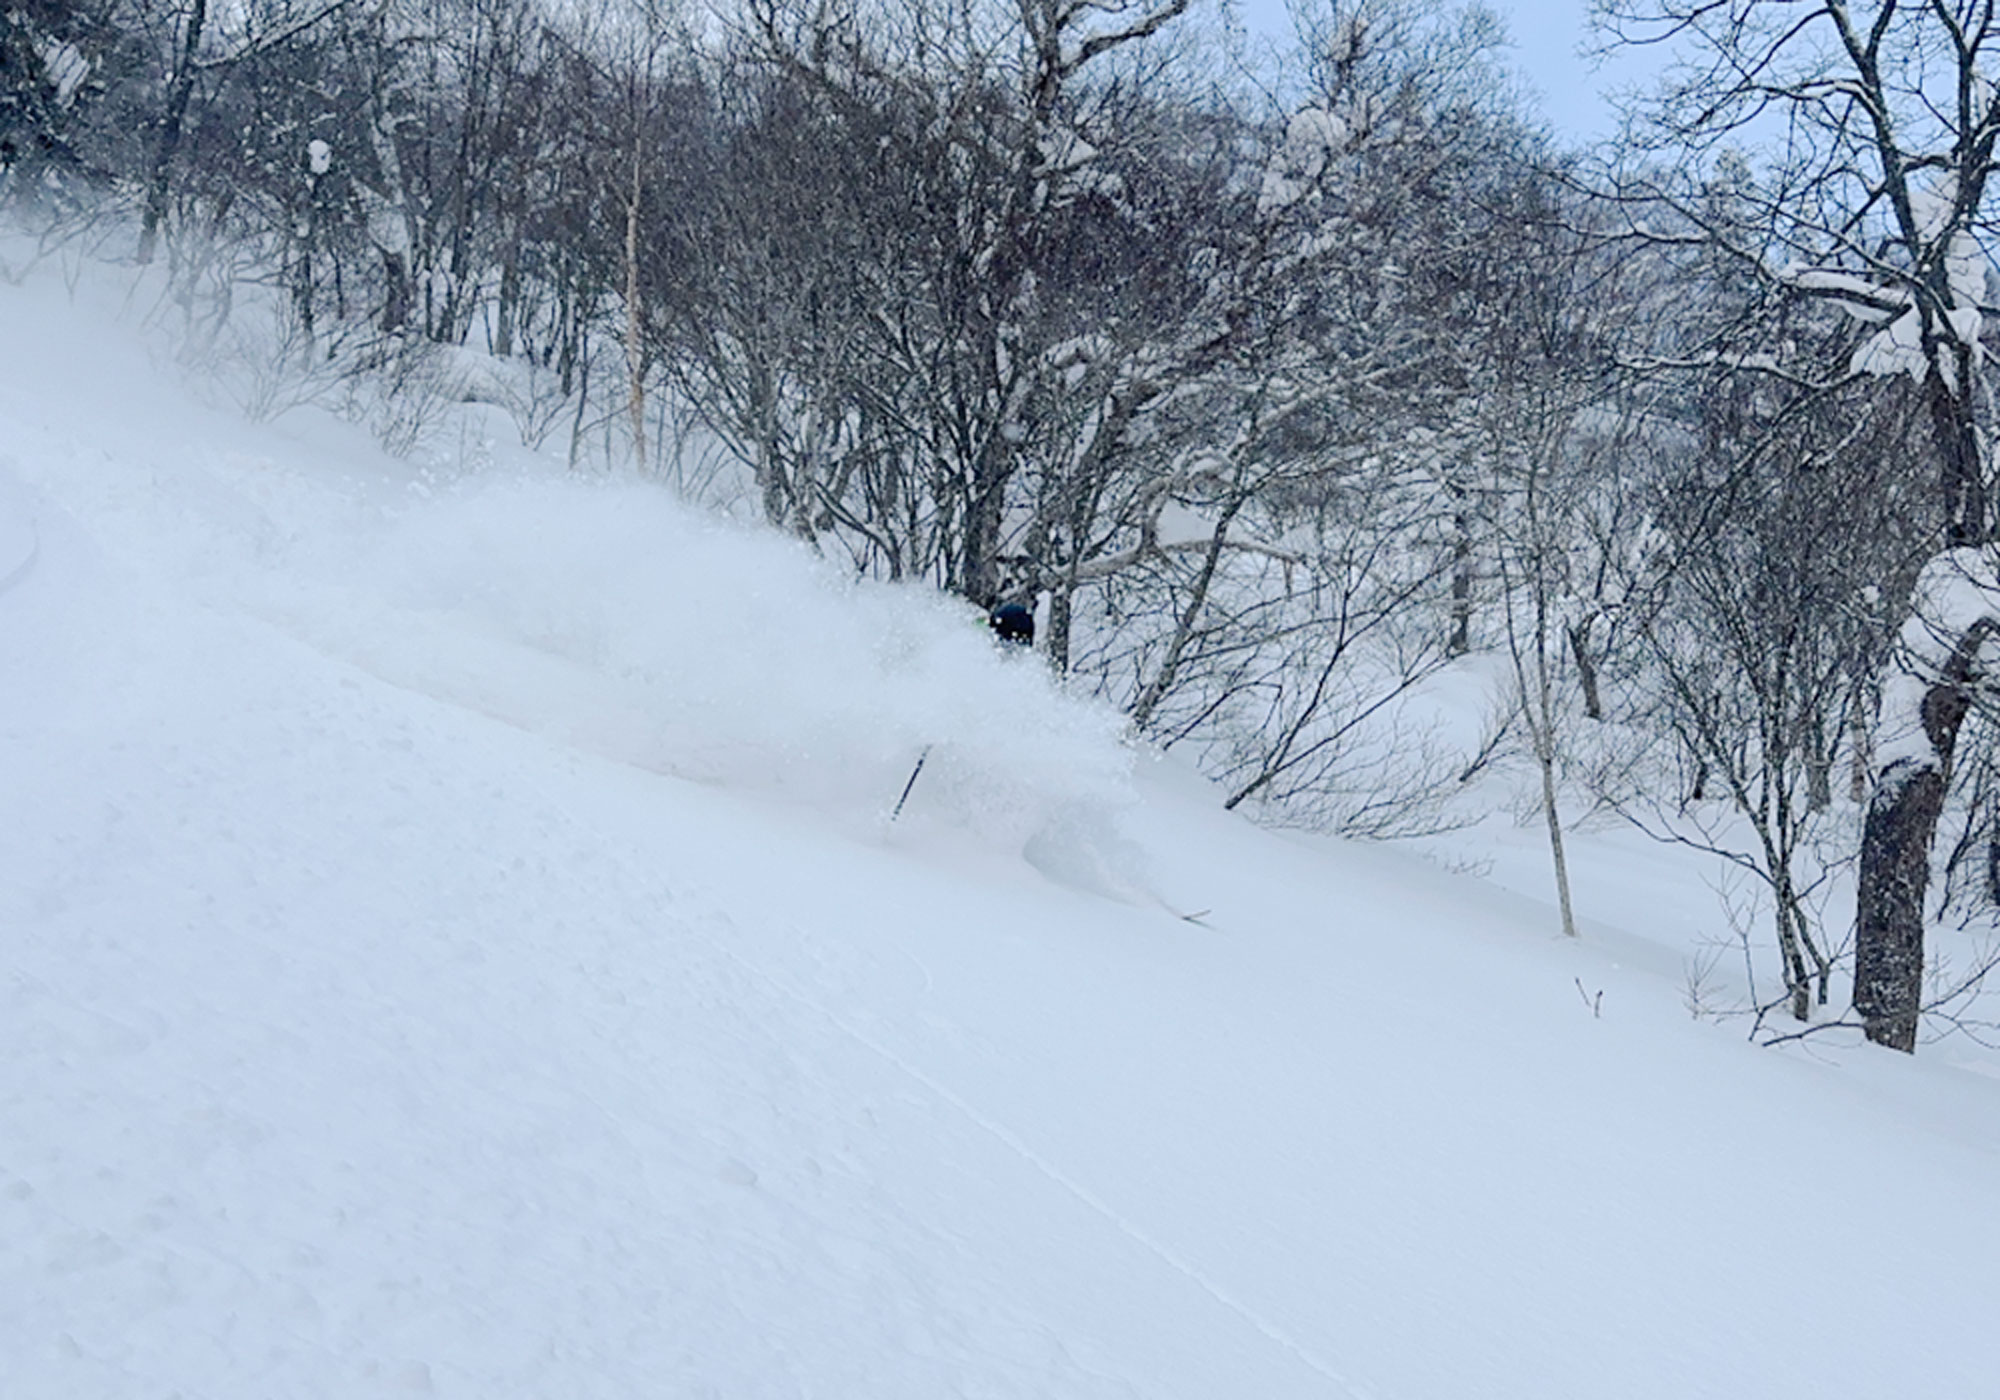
7,258,2000,1400
287,478,1132,839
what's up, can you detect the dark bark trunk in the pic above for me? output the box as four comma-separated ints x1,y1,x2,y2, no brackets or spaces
1447,505,1472,658
1856,759,1947,1052
566,339,591,471
623,149,645,471
495,244,520,358
1929,362,1985,547
558,278,579,396
1849,685,1872,804
1853,192,1987,1051
1567,617,1602,721
1806,721,1832,813
960,458,1010,608
137,0,209,266
1986,796,2000,907
380,249,409,333
1855,630,1987,1051
293,246,314,342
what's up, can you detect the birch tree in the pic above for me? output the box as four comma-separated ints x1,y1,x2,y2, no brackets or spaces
1601,0,2000,1047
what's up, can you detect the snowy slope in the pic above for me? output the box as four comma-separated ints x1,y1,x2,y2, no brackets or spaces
5,266,2000,1400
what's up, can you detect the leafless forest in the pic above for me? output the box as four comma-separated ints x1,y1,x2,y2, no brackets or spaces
12,0,2000,1048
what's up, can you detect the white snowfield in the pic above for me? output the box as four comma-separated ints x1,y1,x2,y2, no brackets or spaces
4,267,2000,1400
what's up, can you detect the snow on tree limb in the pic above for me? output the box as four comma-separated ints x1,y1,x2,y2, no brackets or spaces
1874,547,2000,783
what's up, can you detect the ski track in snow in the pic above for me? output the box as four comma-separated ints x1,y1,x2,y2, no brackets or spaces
694,917,1370,1400
0,466,40,598
211,563,1297,1389
0,465,1294,1397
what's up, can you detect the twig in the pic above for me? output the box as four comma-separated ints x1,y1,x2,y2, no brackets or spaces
1759,1017,1866,1048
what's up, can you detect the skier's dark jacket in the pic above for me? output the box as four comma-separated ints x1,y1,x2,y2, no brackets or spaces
989,603,1034,648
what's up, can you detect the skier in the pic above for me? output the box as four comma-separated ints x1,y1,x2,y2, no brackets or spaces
895,597,1034,822
989,601,1034,649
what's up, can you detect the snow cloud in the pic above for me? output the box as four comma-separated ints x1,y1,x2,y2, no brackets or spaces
292,476,1134,842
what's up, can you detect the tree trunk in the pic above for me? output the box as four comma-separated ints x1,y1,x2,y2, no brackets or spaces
137,0,208,265
495,241,520,358
1447,503,1473,658
1854,625,1989,1050
291,242,314,346
1530,627,1579,939
1040,584,1072,680
1928,357,1985,548
1852,346,1987,1047
1805,720,1832,812
1985,795,2000,907
624,145,647,472
1567,617,1602,721
1849,684,1873,804
1770,861,1814,1020
1130,494,1244,734
1856,758,1948,1052
960,455,1011,608
1538,734,1578,939
380,249,409,333
566,338,591,472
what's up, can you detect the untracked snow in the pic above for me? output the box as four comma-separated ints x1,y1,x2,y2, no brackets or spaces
5,264,2000,1399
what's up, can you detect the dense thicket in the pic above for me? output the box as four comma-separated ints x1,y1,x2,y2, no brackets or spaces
6,0,1996,1046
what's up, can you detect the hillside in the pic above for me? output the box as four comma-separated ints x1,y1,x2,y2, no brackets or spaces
4,266,1999,1399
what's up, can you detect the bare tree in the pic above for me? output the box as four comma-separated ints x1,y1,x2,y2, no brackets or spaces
1600,0,2000,1048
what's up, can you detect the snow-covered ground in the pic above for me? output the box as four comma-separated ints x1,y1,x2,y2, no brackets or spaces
5,262,2000,1399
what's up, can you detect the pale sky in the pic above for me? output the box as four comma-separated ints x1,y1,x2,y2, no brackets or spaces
1230,0,1660,141
1488,0,1643,139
